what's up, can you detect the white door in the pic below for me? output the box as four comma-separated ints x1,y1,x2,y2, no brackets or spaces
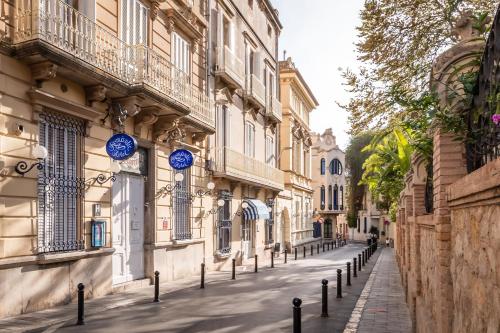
112,173,145,285
242,219,253,259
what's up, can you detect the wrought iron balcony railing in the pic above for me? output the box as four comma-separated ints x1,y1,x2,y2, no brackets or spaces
14,0,214,129
214,146,284,191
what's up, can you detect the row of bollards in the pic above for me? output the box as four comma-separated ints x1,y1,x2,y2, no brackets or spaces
292,243,379,333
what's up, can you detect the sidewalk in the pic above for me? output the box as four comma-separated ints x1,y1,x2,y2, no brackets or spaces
344,247,412,333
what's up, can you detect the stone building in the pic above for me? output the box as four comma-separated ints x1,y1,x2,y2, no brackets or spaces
275,57,318,252
0,0,218,318
311,129,346,240
207,0,283,267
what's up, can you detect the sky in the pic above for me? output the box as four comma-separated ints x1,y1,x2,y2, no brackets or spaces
272,0,365,149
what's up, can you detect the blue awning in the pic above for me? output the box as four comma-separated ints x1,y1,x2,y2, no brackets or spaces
243,199,270,220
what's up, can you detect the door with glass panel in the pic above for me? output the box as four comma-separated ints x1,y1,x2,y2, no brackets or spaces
241,218,253,259
120,0,148,79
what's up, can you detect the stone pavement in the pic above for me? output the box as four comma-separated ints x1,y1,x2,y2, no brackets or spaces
0,242,382,333
344,247,412,333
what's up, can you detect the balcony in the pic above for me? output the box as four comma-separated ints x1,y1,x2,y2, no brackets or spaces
213,147,284,191
215,45,244,89
13,0,214,131
285,172,312,192
266,96,282,123
244,74,265,108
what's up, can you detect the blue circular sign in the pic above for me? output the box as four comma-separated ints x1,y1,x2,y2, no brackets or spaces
169,149,194,170
106,133,138,161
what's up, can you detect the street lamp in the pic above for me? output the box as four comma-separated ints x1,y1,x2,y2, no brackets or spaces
14,144,47,176
206,198,226,216
235,202,249,216
156,172,185,198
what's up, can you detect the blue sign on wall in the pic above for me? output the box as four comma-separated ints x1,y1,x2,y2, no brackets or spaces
91,220,106,248
106,133,138,161
169,149,194,170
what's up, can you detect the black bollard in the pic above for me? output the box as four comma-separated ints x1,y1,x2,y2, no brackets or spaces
295,247,298,260
310,245,313,256
347,262,351,286
353,258,357,277
232,258,236,280
334,240,337,248
200,263,205,289
336,269,342,298
76,283,84,325
323,243,325,252
271,251,274,268
321,279,329,317
285,249,288,264
362,251,365,266
303,246,306,258
358,254,362,271
317,243,320,254
154,271,160,302
293,298,302,333
327,242,330,251
254,254,258,273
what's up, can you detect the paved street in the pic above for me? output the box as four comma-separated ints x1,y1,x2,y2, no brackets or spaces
0,243,383,333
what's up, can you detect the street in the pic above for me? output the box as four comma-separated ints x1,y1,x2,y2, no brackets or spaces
35,243,379,333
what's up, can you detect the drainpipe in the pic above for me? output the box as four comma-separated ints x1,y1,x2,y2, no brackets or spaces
205,0,213,167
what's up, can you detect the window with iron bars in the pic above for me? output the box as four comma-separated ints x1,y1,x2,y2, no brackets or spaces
173,168,192,240
265,201,274,245
217,191,232,254
37,111,86,253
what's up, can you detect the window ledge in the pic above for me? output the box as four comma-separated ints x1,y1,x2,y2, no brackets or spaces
214,251,231,259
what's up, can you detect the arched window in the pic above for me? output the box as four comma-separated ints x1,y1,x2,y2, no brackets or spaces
329,159,343,175
320,186,325,210
340,186,344,210
333,185,338,210
320,158,325,175
328,185,332,210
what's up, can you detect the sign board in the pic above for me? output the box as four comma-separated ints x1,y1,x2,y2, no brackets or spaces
119,148,148,176
91,220,106,248
169,149,194,170
106,133,138,161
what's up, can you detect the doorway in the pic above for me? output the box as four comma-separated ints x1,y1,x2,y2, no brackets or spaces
241,218,255,259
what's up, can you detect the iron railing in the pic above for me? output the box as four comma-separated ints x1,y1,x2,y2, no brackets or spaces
466,6,500,172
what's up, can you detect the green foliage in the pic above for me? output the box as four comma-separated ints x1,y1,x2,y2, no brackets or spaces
346,211,358,228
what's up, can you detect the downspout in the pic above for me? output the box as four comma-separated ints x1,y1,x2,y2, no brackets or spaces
205,0,213,166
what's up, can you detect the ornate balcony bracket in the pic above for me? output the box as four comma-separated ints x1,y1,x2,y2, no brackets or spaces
154,116,186,145
164,8,203,41
134,106,160,136
85,85,107,107
151,0,166,21
30,61,57,87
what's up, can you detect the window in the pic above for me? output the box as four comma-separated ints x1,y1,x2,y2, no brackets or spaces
266,136,275,167
172,32,191,75
328,185,332,210
265,201,274,245
37,111,85,253
357,217,360,232
173,168,191,240
217,191,232,254
340,186,344,210
320,158,325,175
267,24,272,37
363,217,367,234
121,0,148,45
244,122,255,157
216,105,230,148
333,185,339,210
222,16,234,50
320,186,325,210
330,159,343,175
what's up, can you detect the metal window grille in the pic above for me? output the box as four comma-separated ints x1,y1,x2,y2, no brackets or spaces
424,163,434,214
265,200,274,245
37,111,85,253
173,168,192,240
217,191,232,254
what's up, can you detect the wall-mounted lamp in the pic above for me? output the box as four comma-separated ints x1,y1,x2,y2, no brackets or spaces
206,199,225,216
156,172,185,198
235,202,249,216
191,181,215,200
88,161,121,185
15,144,47,176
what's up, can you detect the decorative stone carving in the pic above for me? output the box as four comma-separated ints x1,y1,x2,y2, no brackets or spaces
452,11,490,41
114,96,142,118
30,61,57,86
150,0,165,21
134,106,160,135
85,85,107,106
106,102,128,131
154,116,186,144
215,87,234,105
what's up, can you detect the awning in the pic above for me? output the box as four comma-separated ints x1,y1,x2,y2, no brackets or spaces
243,199,270,220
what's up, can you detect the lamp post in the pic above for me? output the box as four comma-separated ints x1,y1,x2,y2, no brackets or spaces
14,144,47,176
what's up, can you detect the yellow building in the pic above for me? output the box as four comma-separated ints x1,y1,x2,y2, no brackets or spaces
0,0,217,318
276,57,319,252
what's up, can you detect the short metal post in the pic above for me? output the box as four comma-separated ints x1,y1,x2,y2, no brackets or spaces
347,262,351,286
293,298,302,333
334,241,337,248
323,243,325,252
353,258,357,277
200,263,205,289
310,245,313,256
154,271,160,302
232,259,236,280
271,251,274,268
254,254,258,273
358,254,362,271
285,249,288,264
321,279,328,317
295,247,298,260
303,246,306,258
362,251,365,266
317,243,320,254
327,243,330,251
76,283,84,325
336,269,342,298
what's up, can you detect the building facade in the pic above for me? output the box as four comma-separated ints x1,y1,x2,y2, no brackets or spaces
0,0,217,318
311,129,346,240
276,57,318,252
207,0,283,268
